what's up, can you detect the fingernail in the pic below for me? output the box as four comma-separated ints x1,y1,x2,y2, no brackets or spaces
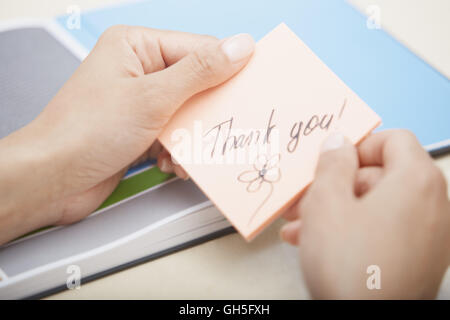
160,158,172,173
321,132,346,153
221,33,255,63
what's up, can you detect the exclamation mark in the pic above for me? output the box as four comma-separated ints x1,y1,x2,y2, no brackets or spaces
334,98,347,131
338,98,347,120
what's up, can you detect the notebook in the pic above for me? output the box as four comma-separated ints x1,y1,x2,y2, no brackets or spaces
0,0,449,299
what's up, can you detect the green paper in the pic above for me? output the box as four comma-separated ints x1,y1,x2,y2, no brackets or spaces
96,166,175,210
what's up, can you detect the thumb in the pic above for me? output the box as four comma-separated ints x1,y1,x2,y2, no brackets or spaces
314,133,359,199
144,33,255,111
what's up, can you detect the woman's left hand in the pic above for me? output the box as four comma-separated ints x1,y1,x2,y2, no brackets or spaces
0,25,255,244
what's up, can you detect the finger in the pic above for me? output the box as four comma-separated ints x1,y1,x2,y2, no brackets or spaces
157,150,174,173
126,27,220,67
130,142,162,167
360,130,449,204
314,132,359,199
282,203,300,221
98,26,221,74
173,165,189,180
354,166,383,197
358,130,429,170
280,220,301,246
155,146,188,177
143,33,255,113
148,141,163,159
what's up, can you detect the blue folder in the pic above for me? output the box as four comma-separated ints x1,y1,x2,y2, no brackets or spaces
57,0,450,155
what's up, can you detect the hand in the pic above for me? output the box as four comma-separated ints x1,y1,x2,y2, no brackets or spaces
0,26,255,244
281,130,450,299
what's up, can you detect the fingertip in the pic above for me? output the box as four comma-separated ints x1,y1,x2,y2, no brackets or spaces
280,220,301,246
357,129,426,169
158,156,173,173
173,165,189,180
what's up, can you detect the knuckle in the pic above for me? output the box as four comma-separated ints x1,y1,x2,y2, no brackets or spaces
191,35,219,50
414,164,447,195
200,34,219,42
426,165,447,192
124,26,140,42
100,25,128,42
392,129,419,146
189,50,216,80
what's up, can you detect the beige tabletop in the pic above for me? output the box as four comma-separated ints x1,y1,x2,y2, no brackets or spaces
1,0,449,299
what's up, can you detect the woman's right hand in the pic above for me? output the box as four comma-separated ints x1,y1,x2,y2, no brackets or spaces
281,130,450,299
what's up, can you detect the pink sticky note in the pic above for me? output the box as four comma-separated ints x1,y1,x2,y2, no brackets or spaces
159,23,381,241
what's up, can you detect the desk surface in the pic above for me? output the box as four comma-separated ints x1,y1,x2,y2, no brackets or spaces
1,0,449,299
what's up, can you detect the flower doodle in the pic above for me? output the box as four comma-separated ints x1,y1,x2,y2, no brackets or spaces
238,154,281,225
